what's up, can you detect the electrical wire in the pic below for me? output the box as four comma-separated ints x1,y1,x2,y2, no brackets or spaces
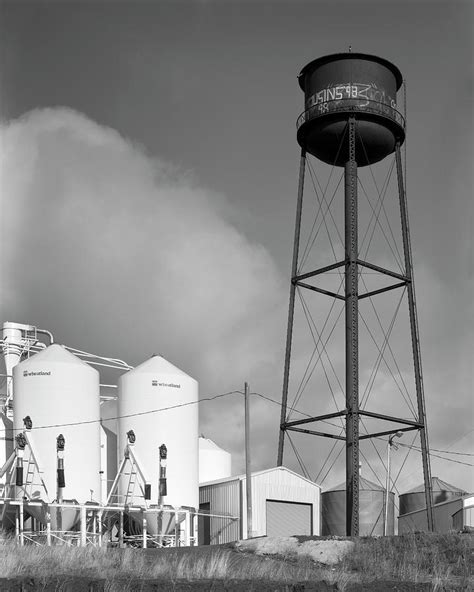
1,390,243,433
250,391,342,431
397,442,474,467
391,431,418,494
429,448,474,457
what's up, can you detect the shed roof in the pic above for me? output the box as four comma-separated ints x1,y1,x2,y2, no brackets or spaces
199,465,321,489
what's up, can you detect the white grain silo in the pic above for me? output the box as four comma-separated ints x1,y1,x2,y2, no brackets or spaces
12,344,101,504
118,355,198,509
199,437,231,484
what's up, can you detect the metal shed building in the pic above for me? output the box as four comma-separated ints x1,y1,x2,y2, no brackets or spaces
398,493,474,534
198,466,321,545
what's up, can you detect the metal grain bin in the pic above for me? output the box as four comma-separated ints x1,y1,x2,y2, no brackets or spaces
399,477,466,516
321,477,395,536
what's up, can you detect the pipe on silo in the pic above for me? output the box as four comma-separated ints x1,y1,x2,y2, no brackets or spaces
56,434,65,501
15,433,26,487
159,444,167,503
36,329,54,345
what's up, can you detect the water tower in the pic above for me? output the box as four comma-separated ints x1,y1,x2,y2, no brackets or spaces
277,53,434,536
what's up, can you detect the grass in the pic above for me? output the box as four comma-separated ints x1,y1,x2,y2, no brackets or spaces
344,533,472,583
0,543,325,583
0,532,471,590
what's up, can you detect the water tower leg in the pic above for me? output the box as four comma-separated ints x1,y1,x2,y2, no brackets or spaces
345,117,359,537
277,148,307,466
395,143,434,532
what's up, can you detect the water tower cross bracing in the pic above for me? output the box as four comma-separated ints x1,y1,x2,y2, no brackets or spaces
276,53,434,536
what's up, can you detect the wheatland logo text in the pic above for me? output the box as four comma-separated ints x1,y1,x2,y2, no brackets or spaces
23,370,51,377
151,380,181,388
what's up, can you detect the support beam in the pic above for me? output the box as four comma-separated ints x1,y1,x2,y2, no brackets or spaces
295,281,345,300
278,148,307,466
358,410,422,427
359,426,419,440
358,260,409,282
395,143,434,532
345,117,359,537
287,426,345,440
284,410,347,428
293,260,346,282
358,281,408,300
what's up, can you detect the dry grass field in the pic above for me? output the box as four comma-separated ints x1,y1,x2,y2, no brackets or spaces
0,532,472,591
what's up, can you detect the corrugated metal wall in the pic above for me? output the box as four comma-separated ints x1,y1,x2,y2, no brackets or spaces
199,479,241,544
241,468,321,538
266,500,313,536
398,497,464,534
199,468,321,544
321,490,395,536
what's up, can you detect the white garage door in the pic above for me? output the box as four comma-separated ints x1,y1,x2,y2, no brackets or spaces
266,499,313,536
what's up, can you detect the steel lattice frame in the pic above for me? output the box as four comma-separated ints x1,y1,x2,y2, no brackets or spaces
277,121,434,536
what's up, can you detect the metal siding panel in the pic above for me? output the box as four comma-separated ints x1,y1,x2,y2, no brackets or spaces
266,500,312,536
202,469,321,541
399,498,464,534
249,469,321,536
465,506,474,528
202,479,240,544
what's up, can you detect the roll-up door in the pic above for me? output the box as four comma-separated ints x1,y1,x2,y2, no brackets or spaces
266,499,312,536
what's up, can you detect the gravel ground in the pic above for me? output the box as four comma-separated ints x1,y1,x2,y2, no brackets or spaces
0,577,439,591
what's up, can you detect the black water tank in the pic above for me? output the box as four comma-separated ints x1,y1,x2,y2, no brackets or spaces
297,53,405,167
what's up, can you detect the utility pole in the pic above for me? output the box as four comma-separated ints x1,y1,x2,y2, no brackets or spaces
244,382,252,539
384,431,402,536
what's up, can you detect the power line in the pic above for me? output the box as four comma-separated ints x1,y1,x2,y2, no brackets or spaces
0,390,243,433
251,390,343,430
428,448,474,457
397,441,474,467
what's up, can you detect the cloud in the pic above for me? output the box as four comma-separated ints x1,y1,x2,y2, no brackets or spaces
0,107,287,470
1,107,471,495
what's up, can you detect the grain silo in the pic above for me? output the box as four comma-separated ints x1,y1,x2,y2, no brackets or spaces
399,477,466,516
199,437,231,484
12,344,101,504
117,355,198,509
99,398,118,501
321,477,395,536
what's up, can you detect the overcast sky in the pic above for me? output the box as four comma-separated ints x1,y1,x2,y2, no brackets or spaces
0,0,472,496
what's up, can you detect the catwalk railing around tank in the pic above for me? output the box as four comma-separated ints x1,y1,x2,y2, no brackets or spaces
296,98,406,132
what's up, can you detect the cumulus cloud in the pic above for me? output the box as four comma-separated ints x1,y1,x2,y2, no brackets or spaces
1,108,471,493
0,107,287,471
